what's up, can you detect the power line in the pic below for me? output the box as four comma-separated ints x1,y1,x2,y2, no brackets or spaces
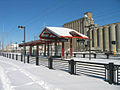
4,0,66,43
93,9,120,20
93,7,120,17
95,16,120,26
24,0,65,26
25,0,74,26
4,0,65,35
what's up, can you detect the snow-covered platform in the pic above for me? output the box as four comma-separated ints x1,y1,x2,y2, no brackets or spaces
0,56,120,90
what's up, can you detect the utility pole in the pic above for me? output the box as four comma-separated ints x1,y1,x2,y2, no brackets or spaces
2,24,4,51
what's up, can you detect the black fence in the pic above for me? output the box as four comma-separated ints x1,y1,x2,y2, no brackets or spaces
0,52,120,85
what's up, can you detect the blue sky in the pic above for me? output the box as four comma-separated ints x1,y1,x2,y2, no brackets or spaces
0,0,120,47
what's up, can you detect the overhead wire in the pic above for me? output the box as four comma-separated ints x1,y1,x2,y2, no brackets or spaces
25,0,74,26
5,0,64,35
24,0,65,26
4,0,72,45
4,0,120,45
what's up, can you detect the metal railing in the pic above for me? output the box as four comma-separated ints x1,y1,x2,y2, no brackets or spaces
0,52,120,85
75,61,106,79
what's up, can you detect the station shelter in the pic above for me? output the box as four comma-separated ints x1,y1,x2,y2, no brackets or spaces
19,27,88,58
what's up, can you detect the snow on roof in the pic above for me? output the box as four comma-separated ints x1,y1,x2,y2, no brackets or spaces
40,26,88,39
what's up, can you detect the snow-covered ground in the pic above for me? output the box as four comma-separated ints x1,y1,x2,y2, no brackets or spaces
72,57,120,65
0,56,120,90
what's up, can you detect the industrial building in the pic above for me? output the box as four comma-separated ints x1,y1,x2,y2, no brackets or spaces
63,12,120,53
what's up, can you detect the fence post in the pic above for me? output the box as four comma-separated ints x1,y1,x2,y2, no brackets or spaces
27,55,29,63
107,63,114,84
69,59,75,74
83,54,85,58
21,55,23,62
74,53,76,57
16,54,18,60
66,53,68,58
106,54,109,59
7,53,8,58
94,54,96,58
48,57,53,69
12,54,14,59
36,56,39,65
10,54,11,59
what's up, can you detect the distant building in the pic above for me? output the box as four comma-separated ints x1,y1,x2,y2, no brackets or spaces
5,44,21,52
63,12,120,53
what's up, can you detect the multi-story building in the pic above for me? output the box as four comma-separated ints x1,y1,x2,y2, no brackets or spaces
63,12,120,53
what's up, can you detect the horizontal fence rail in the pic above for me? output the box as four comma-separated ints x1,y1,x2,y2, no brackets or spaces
115,65,120,84
75,61,106,79
39,57,48,67
53,59,69,72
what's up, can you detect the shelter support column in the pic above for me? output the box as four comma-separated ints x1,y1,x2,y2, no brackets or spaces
36,45,39,56
70,38,72,58
62,42,64,59
47,43,49,56
30,46,32,56
44,44,46,56
55,40,57,56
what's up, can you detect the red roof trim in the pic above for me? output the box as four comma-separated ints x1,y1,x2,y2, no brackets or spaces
60,36,88,39
39,28,59,39
39,28,46,39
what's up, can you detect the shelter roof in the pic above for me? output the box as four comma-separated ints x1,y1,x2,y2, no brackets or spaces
19,39,53,47
39,27,88,39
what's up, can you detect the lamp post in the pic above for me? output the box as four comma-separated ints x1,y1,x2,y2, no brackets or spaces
16,42,17,53
84,15,95,60
18,26,26,63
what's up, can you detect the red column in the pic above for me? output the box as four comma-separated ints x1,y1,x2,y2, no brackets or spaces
55,40,57,56
36,45,39,56
47,43,49,56
70,38,72,58
30,46,32,56
44,44,46,56
62,42,64,59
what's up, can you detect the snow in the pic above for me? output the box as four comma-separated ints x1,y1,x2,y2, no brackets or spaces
0,56,120,90
46,26,88,39
71,55,120,65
